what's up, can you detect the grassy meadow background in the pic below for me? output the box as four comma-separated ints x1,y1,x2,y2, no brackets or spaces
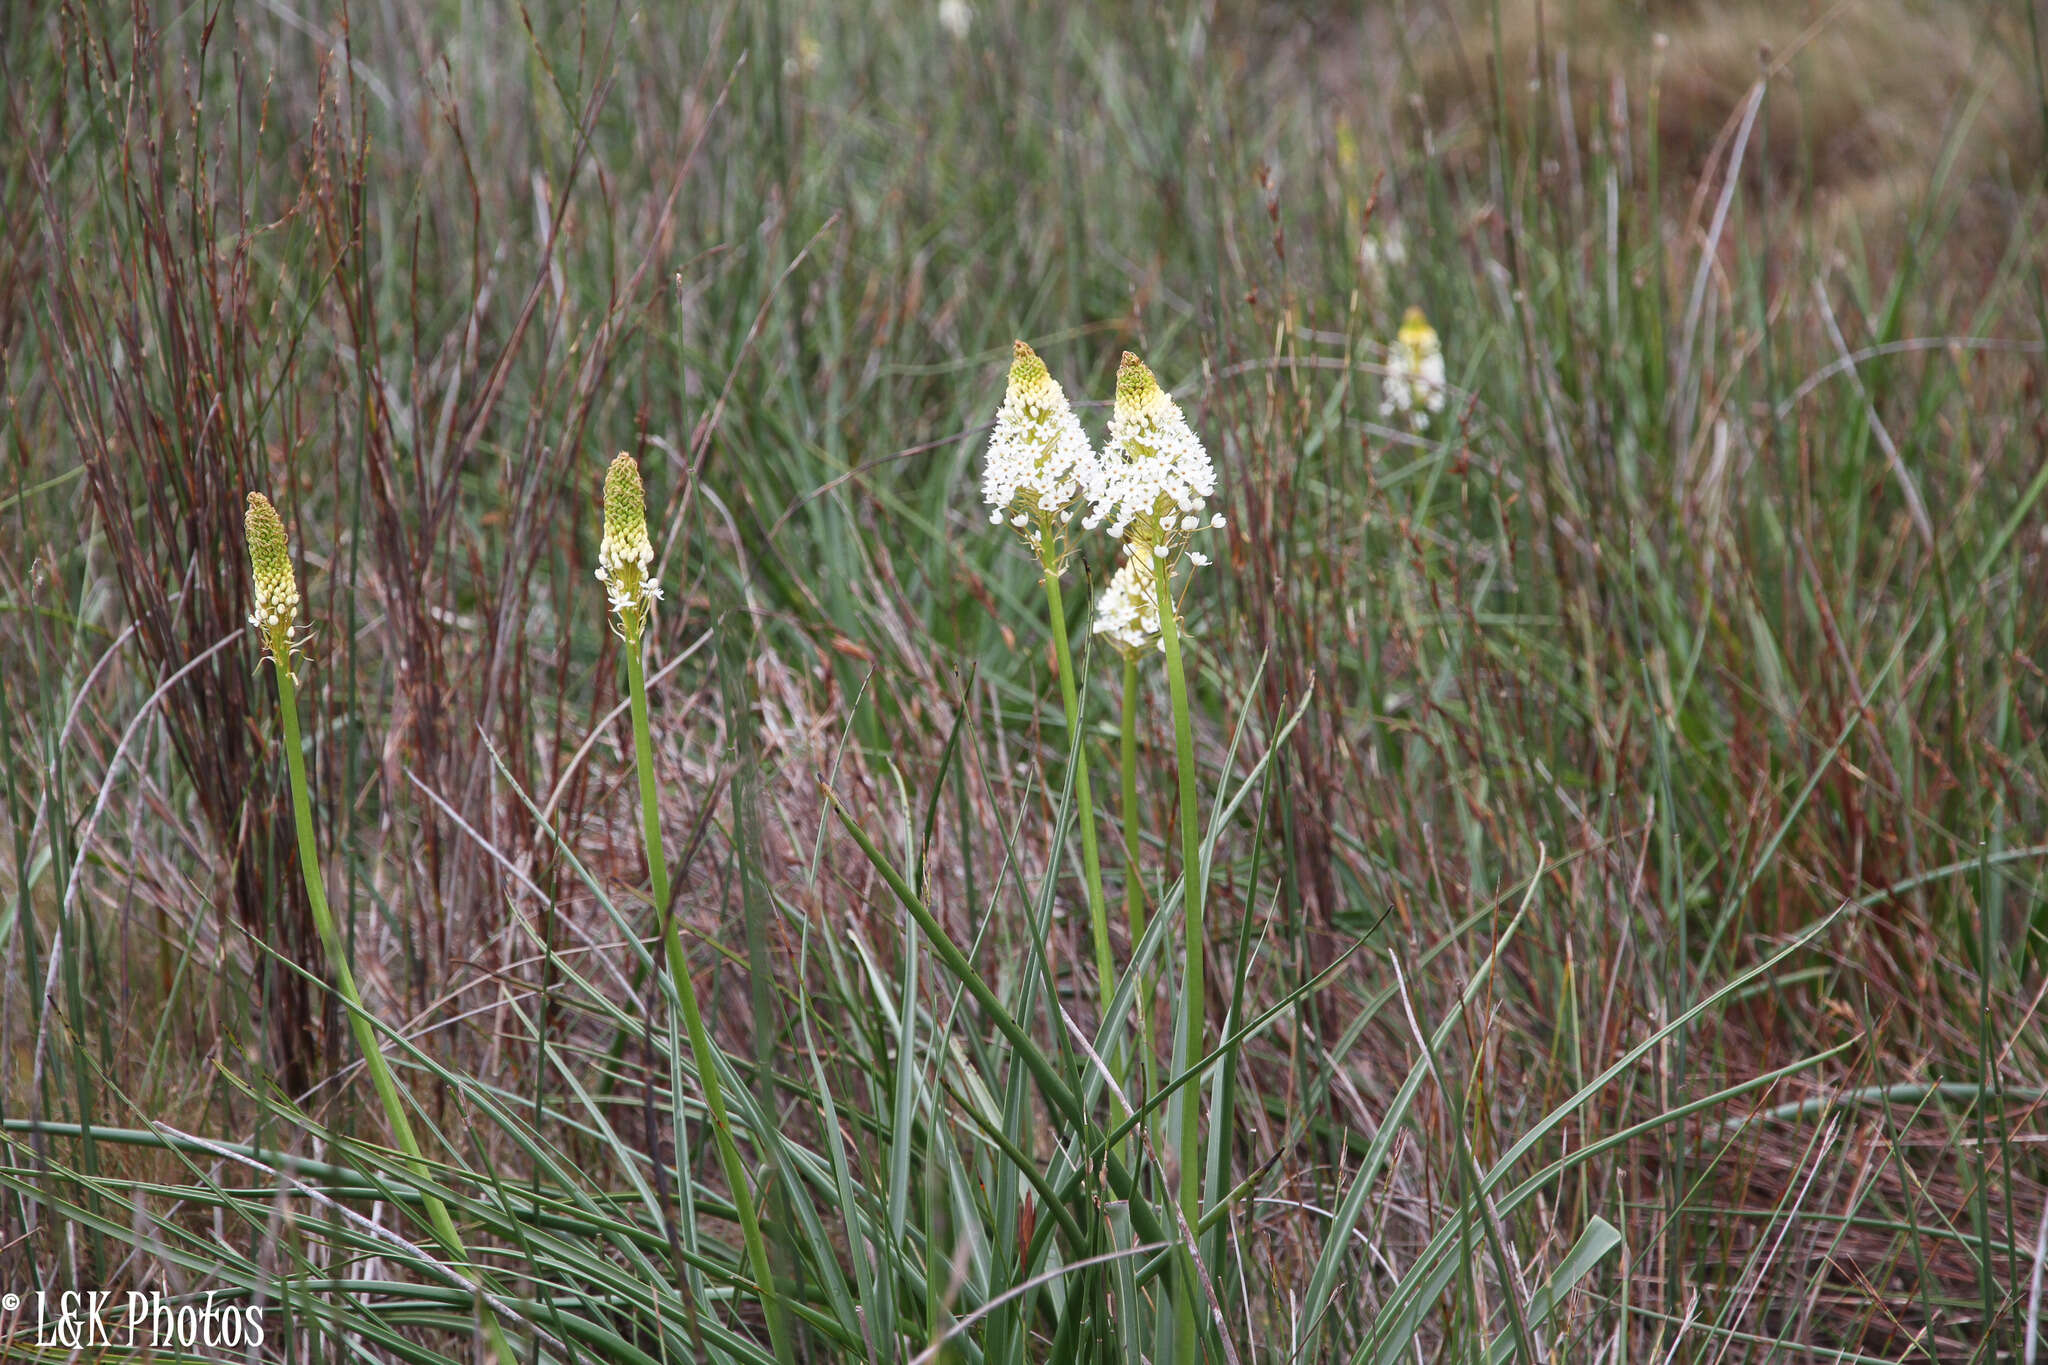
4,0,2048,1359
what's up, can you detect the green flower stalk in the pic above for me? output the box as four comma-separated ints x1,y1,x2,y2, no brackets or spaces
1088,355,1223,1360
246,493,513,1364
600,454,792,1365
983,342,1116,1030
1095,554,1163,1103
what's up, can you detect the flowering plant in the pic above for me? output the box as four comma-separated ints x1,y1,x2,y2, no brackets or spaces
1380,305,1447,430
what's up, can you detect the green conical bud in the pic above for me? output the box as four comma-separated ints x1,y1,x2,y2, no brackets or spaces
246,492,300,650
1009,338,1050,389
1115,351,1158,409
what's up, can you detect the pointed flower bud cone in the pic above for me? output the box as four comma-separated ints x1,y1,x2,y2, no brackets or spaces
1114,350,1157,410
1397,305,1440,358
245,492,301,654
598,452,661,633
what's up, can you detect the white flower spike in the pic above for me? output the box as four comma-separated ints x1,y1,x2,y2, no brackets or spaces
983,339,1095,566
1380,305,1447,431
1086,352,1224,568
1091,555,1164,658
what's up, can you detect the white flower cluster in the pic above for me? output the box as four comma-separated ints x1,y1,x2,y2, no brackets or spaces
248,574,300,638
982,344,1225,657
1091,556,1163,656
982,340,1097,554
1380,306,1446,431
596,538,662,621
1084,352,1225,567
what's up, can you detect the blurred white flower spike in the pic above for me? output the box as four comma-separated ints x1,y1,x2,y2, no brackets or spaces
938,0,972,40
1085,352,1225,570
983,339,1097,567
1380,305,1447,431
1359,227,1407,290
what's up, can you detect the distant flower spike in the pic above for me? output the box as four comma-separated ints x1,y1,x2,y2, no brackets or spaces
982,340,1096,567
1085,352,1225,568
245,492,306,667
1091,555,1164,658
598,452,663,636
1380,305,1446,430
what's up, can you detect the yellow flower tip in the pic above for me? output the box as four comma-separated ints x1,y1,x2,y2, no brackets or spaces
598,452,660,629
1115,351,1160,411
1011,339,1056,397
1398,306,1438,350
244,492,300,643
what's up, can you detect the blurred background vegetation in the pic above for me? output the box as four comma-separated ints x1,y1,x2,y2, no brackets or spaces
3,0,2047,1359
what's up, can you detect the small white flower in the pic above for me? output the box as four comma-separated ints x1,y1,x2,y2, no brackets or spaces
1091,556,1165,657
937,0,972,40
1380,306,1447,431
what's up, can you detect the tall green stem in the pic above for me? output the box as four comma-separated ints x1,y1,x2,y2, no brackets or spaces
1154,568,1206,1363
276,666,455,1243
1119,656,1159,1108
1039,568,1114,1021
625,639,794,1365
1120,657,1145,948
272,664,514,1365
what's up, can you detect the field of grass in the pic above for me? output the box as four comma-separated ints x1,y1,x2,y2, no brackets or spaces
4,0,2048,1360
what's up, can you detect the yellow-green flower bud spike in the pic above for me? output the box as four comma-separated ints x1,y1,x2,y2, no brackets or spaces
246,492,301,661
598,452,661,636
